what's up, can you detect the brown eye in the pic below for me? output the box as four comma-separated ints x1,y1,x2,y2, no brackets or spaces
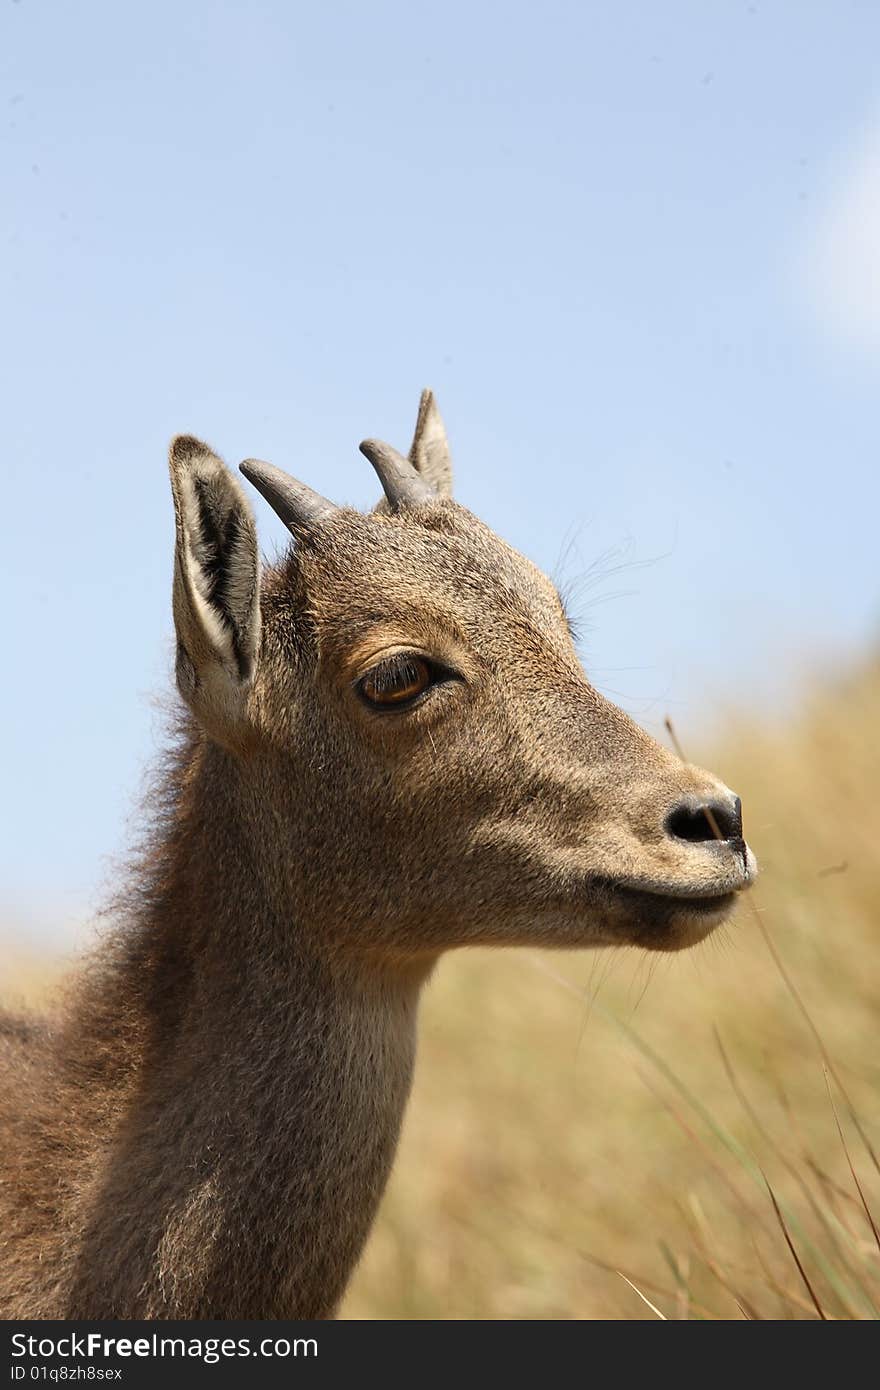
358,655,434,709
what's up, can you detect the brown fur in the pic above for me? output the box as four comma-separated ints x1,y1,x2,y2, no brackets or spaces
0,393,754,1318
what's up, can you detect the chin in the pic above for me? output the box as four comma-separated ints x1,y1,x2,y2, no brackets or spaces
582,881,742,953
624,889,739,952
637,900,736,951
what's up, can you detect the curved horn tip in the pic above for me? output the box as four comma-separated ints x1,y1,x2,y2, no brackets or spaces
239,457,270,485
358,438,393,463
238,457,336,531
359,437,435,510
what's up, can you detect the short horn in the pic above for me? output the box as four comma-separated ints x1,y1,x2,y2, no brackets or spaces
239,458,336,532
359,438,435,510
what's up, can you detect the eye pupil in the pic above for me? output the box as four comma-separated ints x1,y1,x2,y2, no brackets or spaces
360,656,432,707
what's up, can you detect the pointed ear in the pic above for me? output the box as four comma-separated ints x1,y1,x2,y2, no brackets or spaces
408,389,453,496
168,436,260,736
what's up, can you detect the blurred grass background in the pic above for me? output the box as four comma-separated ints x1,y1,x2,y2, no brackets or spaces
4,659,879,1319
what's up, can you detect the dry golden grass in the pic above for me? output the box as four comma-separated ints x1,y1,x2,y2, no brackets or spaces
1,944,65,1012
3,660,878,1318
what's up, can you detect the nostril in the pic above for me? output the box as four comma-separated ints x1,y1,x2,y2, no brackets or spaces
666,795,743,845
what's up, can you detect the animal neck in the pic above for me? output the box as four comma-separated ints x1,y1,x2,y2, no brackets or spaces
60,732,429,1319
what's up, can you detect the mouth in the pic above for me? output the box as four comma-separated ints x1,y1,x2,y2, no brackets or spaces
610,882,738,916
587,876,747,951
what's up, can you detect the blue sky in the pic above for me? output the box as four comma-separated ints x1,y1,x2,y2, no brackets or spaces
2,2,879,941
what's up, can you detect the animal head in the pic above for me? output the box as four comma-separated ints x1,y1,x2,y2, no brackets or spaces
168,391,755,957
